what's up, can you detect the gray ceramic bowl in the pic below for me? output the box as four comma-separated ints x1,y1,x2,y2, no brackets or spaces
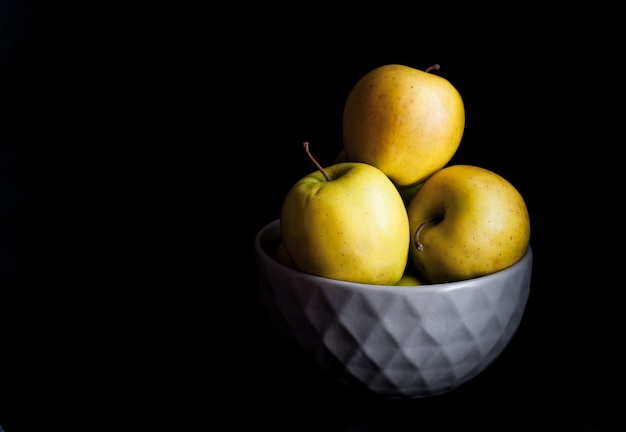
255,219,532,399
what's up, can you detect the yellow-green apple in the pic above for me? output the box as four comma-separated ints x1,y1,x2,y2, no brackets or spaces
280,142,410,285
395,268,423,286
334,147,347,163
274,242,296,269
342,63,465,188
398,183,422,207
407,164,530,283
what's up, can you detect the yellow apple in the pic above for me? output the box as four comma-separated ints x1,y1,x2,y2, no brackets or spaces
280,143,410,285
337,146,421,207
342,63,465,188
407,164,530,284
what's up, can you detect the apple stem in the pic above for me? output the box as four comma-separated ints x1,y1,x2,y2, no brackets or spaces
414,218,438,251
303,141,330,181
425,64,440,73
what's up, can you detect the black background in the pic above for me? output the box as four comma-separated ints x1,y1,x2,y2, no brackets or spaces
0,1,622,431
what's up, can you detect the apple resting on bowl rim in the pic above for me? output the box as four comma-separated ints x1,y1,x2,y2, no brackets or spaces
255,219,532,399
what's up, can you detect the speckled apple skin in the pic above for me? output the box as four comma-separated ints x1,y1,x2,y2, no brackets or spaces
407,164,531,284
343,64,465,188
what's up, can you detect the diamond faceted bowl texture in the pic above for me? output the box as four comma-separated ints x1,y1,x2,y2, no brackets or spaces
255,219,532,398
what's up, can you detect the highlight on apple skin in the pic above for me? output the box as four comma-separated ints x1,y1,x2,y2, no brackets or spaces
279,142,410,285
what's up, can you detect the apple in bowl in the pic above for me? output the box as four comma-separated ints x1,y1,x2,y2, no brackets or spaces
255,219,532,398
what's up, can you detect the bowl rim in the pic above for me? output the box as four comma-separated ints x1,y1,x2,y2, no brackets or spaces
255,218,532,294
